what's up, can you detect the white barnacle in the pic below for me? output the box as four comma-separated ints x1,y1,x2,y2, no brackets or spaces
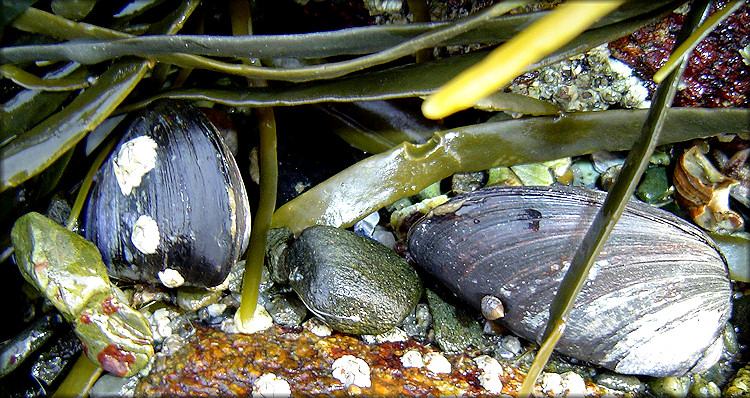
560,371,587,396
474,355,504,394
331,355,371,388
302,317,332,337
252,373,292,397
361,327,409,344
423,352,451,374
400,350,424,368
131,215,160,254
113,135,158,195
157,268,184,288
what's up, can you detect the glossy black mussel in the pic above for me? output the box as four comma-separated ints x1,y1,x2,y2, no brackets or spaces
407,185,732,377
84,100,251,288
267,226,423,335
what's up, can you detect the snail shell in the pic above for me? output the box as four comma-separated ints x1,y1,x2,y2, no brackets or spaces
407,185,732,377
84,100,251,288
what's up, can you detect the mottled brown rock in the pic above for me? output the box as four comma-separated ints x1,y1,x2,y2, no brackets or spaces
609,1,749,108
137,325,607,397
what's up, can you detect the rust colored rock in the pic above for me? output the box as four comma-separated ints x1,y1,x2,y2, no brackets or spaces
609,1,749,108
137,326,604,397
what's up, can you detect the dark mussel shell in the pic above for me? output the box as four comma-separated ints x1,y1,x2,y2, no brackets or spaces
84,100,250,288
407,185,732,377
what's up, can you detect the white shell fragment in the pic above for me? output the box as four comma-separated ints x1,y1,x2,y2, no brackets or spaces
423,352,451,374
361,327,409,344
157,268,184,288
540,371,588,397
131,215,160,254
252,373,292,397
474,355,503,394
233,305,273,334
148,307,176,341
561,371,587,397
303,317,332,337
400,350,424,368
113,136,158,195
332,355,371,388
541,372,564,396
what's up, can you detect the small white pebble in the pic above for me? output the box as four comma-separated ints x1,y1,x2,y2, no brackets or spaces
360,334,377,345
253,373,291,397
362,327,409,344
206,303,227,318
332,355,371,388
156,319,172,340
303,317,332,337
561,371,587,397
474,355,503,375
400,350,424,368
423,352,451,374
233,305,273,334
220,317,239,334
149,307,175,341
479,370,504,394
541,372,564,396
474,355,503,394
501,335,522,355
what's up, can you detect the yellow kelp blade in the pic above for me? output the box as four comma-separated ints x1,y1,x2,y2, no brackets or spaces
421,1,625,120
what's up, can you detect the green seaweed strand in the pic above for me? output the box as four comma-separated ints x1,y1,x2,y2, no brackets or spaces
116,3,676,112
228,0,280,332
50,354,102,398
3,1,679,63
0,64,91,91
271,107,749,234
2,2,525,83
519,1,714,394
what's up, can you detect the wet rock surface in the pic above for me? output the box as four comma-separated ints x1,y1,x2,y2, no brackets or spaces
608,1,750,108
136,325,608,397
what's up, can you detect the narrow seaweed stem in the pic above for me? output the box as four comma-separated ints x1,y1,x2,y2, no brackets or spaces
0,64,91,91
518,1,713,395
66,133,119,230
49,354,102,398
421,1,625,119
231,0,280,333
235,107,278,332
4,2,523,82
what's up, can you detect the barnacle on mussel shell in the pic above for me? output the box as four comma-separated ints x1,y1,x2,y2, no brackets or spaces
407,185,732,377
84,100,251,288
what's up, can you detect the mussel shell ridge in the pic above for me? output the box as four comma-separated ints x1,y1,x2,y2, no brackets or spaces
407,185,732,377
84,100,251,288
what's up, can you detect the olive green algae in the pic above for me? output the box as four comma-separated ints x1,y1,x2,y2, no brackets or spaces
270,225,422,335
426,289,484,354
10,212,153,377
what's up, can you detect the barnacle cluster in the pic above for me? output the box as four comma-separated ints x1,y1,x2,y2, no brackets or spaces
508,45,650,112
